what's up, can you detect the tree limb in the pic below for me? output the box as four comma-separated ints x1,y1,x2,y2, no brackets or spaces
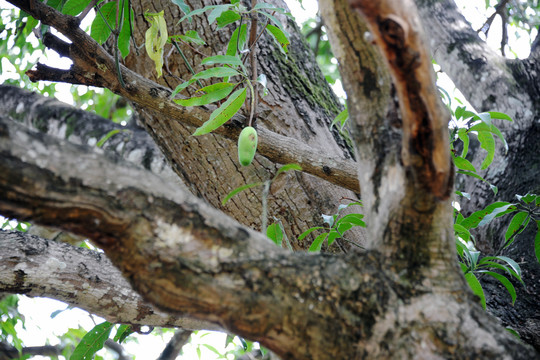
6,0,360,194
156,329,192,360
0,85,184,190
0,230,222,331
0,113,391,359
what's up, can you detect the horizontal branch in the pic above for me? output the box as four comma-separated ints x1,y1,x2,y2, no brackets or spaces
7,0,360,193
0,84,185,190
0,230,222,331
0,113,388,359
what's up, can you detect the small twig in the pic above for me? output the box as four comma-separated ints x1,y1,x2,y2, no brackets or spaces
177,38,206,57
156,329,193,360
171,39,204,89
477,0,510,37
247,0,259,126
114,0,126,88
94,3,115,34
261,180,271,234
237,15,244,55
78,0,98,21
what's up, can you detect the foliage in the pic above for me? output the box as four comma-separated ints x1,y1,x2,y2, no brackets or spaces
223,163,302,237
0,295,29,359
297,201,365,252
445,98,540,309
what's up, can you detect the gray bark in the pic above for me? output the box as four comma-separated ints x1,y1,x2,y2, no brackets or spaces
417,0,540,349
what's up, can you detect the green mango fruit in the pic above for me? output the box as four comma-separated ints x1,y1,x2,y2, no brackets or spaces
237,126,258,166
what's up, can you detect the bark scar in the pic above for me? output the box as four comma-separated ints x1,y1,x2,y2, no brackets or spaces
379,15,408,49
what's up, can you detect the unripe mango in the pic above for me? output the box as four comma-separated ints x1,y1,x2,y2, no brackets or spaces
237,126,258,166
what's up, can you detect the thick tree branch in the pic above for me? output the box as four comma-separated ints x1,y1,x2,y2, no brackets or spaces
0,230,222,331
321,0,458,283
6,0,360,194
0,85,184,190
0,114,392,359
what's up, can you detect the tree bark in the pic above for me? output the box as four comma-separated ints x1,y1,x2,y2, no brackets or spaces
0,230,221,331
1,0,540,357
416,0,540,348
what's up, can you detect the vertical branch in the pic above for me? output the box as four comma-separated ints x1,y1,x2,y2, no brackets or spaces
248,0,258,126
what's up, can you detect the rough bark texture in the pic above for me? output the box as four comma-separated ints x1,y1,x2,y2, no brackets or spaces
1,0,540,358
416,0,540,349
0,230,221,331
1,112,536,358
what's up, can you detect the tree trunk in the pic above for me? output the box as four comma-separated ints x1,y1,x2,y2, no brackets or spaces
416,0,540,348
117,0,365,250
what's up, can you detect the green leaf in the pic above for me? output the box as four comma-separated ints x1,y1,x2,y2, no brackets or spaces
265,24,290,53
216,10,241,28
504,211,529,245
222,182,263,205
178,30,206,45
170,81,191,98
257,10,289,35
535,220,540,263
331,108,348,130
456,170,485,182
488,111,513,121
62,0,92,16
90,2,116,44
226,24,248,56
298,227,324,242
257,74,268,96
179,5,220,23
482,256,522,279
201,55,243,67
170,67,240,98
274,163,302,178
327,229,342,245
308,233,328,252
457,128,469,158
506,328,520,338
70,321,114,360
207,5,231,24
452,156,476,172
516,193,537,205
202,344,222,356
193,87,247,136
145,11,168,78
478,204,516,227
197,82,235,94
175,83,234,106
267,223,283,245
336,213,365,227
96,129,121,147
464,272,486,309
483,271,517,305
171,0,191,15
460,202,515,229
454,223,471,242
118,3,133,59
454,106,465,120
193,66,241,80
468,122,508,152
253,3,288,13
477,131,495,169
113,325,133,344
